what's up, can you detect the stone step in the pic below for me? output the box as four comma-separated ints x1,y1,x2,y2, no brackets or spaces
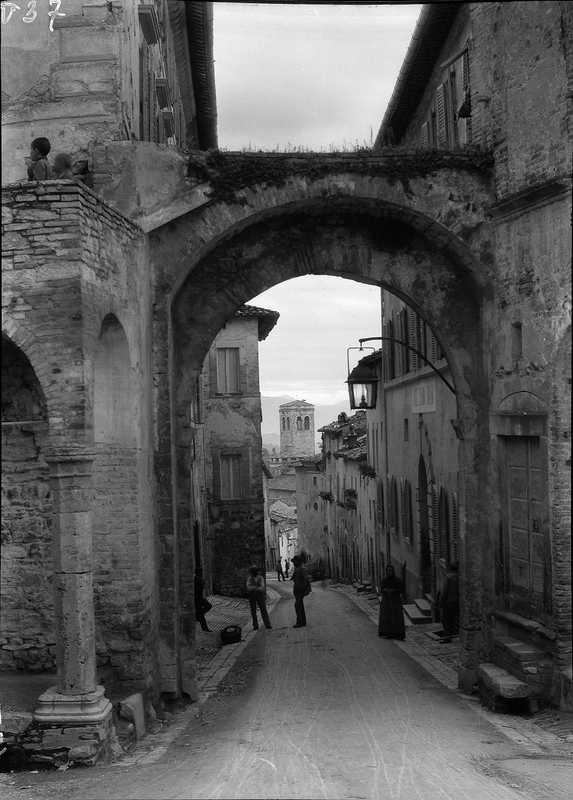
403,604,433,624
494,636,548,662
414,598,432,616
477,663,533,698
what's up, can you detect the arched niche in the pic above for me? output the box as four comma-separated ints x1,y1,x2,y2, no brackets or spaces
93,315,135,447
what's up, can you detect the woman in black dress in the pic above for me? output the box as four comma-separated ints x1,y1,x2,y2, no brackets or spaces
378,565,406,640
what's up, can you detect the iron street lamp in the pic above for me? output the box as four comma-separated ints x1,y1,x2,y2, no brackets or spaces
346,359,378,410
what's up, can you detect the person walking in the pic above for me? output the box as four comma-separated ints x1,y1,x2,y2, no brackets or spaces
194,568,212,632
247,565,272,630
277,560,285,581
439,560,460,643
284,559,290,579
378,565,406,640
291,555,311,628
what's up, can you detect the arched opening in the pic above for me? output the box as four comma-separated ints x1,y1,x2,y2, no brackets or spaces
1,337,54,673
156,189,491,698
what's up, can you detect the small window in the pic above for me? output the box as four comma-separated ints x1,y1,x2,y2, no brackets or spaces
304,416,310,430
220,454,242,499
217,348,240,393
314,502,318,511
296,416,303,430
404,419,409,442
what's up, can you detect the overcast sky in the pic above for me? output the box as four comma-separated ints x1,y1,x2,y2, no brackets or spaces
214,3,421,406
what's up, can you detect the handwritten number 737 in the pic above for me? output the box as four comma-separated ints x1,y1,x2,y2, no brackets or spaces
1,1,66,31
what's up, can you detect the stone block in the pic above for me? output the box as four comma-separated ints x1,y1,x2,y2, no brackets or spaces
477,663,533,698
118,693,145,739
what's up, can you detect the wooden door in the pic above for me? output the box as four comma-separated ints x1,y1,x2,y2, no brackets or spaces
504,437,547,620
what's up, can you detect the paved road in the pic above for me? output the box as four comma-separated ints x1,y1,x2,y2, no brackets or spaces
2,583,571,800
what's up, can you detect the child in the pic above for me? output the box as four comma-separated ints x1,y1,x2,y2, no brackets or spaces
27,137,53,181
52,152,75,180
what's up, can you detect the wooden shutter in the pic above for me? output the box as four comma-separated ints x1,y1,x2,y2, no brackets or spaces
462,51,470,91
409,309,418,370
439,487,449,562
419,318,427,365
394,313,404,377
436,84,448,148
452,492,459,561
400,478,405,536
430,484,438,555
382,322,390,382
421,121,429,148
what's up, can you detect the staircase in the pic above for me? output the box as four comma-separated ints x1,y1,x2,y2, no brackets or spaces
403,595,433,625
477,611,555,714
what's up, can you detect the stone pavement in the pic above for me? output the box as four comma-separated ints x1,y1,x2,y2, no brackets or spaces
195,589,280,701
329,582,573,749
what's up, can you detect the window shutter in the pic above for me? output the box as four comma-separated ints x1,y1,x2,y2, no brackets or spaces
431,484,438,554
382,322,390,382
405,480,412,540
409,309,418,370
400,478,405,536
431,331,438,364
421,121,429,147
449,71,459,146
462,51,470,91
386,475,391,528
439,487,449,561
394,313,404,377
452,493,459,560
419,318,427,365
436,84,448,148
401,309,409,372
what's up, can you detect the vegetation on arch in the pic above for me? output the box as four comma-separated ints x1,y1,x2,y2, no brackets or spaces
188,147,494,205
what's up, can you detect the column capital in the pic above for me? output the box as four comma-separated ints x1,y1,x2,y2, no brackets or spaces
44,450,97,478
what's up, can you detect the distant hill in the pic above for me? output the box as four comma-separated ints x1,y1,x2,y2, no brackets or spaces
261,395,350,449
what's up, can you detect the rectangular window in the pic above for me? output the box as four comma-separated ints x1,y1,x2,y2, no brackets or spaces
404,419,409,442
220,454,242,499
217,348,240,393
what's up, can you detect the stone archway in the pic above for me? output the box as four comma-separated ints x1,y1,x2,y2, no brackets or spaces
158,181,495,697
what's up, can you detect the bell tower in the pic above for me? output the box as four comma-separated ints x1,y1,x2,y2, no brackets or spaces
279,400,315,459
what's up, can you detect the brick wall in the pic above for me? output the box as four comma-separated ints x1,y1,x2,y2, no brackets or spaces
2,181,159,701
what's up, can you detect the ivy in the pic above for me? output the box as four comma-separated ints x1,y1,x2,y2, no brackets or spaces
188,148,494,205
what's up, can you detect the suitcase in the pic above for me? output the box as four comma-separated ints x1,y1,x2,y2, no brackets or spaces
220,625,242,645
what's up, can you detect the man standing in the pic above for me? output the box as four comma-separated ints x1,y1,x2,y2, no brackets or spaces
246,564,272,630
277,560,285,581
439,560,460,643
291,555,311,628
194,568,212,632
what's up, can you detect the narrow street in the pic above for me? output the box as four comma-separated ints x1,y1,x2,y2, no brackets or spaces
2,583,571,800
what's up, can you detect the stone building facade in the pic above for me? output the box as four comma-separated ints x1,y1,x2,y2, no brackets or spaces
198,305,279,596
1,0,571,768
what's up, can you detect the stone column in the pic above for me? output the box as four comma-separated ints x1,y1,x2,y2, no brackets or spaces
34,452,112,732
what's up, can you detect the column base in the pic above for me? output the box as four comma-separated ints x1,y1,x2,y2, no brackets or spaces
34,685,112,723
25,686,118,768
